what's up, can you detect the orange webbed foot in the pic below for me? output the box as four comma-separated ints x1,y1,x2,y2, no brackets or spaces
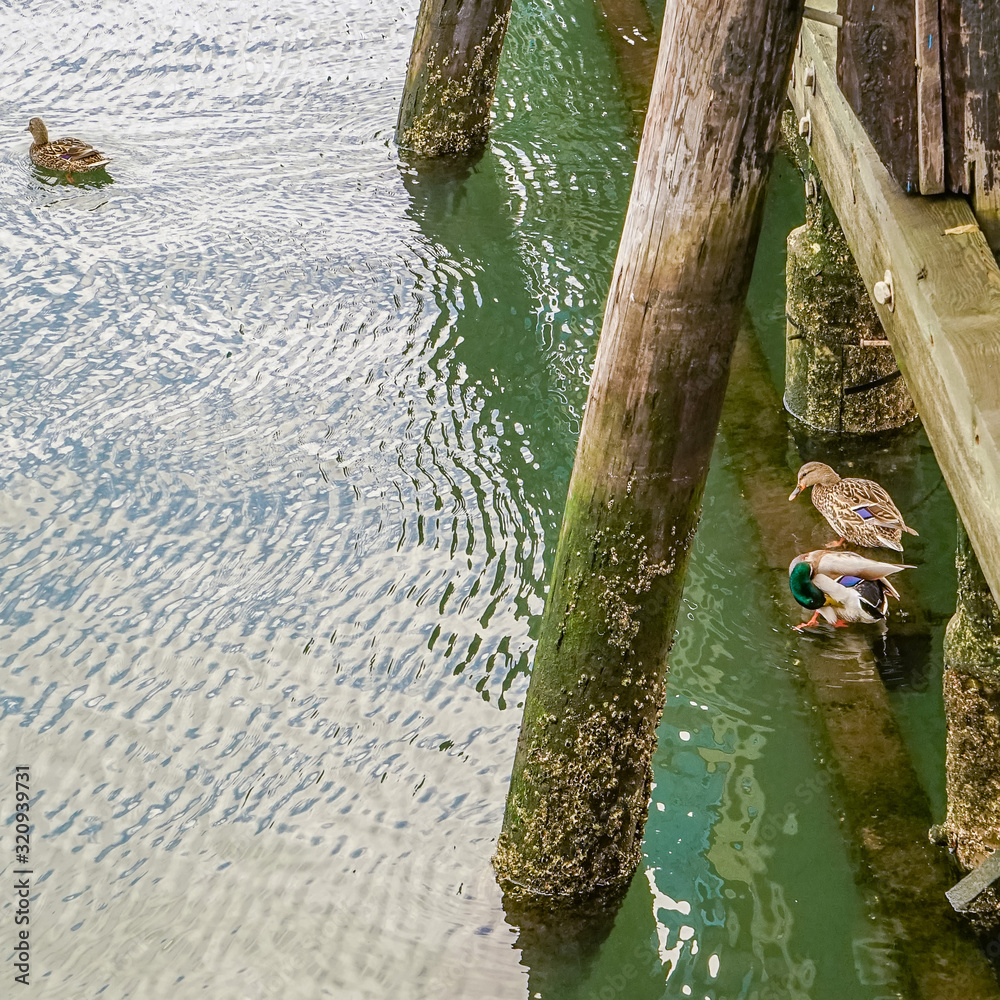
793,611,823,630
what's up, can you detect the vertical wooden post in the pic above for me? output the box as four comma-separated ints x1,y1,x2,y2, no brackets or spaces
396,0,513,157
494,0,804,904
781,114,918,433
837,0,921,193
941,0,1000,248
943,522,1000,918
915,0,946,193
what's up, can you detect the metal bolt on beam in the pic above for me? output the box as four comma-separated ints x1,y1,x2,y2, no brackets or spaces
804,62,816,94
798,111,812,145
873,270,895,312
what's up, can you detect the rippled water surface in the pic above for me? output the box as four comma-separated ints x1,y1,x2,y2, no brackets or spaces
0,2,963,999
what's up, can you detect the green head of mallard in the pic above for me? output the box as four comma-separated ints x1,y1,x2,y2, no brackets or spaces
27,118,49,146
789,560,827,610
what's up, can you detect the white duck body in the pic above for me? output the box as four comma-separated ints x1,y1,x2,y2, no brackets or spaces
789,550,913,627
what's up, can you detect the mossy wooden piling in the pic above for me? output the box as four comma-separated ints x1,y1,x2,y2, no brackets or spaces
396,0,512,157
781,114,917,433
493,0,805,905
943,523,1000,931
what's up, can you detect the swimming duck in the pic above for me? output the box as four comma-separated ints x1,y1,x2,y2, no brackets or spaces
27,118,112,174
788,461,918,551
789,549,913,629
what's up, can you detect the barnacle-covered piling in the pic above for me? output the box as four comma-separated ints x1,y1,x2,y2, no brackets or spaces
494,0,805,906
943,523,1000,935
780,111,917,434
396,0,512,158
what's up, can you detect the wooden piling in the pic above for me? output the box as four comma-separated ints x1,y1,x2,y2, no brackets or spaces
396,0,512,157
943,523,1000,932
780,112,917,433
493,0,805,904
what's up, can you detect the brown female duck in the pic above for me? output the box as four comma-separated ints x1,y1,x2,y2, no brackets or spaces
789,461,918,552
27,118,111,174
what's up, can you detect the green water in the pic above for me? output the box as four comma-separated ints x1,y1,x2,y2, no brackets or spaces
0,1,970,997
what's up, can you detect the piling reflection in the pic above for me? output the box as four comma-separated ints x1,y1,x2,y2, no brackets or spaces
396,79,635,983
720,315,996,994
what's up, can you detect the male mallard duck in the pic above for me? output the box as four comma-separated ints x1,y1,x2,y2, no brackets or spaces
788,461,918,551
27,118,111,174
789,550,913,629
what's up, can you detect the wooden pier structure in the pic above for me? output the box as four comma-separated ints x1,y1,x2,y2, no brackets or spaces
397,0,1000,983
788,4,1000,605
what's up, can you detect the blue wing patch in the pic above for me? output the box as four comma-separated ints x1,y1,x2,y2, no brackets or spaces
838,575,863,587
854,507,874,520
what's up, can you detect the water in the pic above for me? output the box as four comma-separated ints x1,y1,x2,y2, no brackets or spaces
0,2,965,998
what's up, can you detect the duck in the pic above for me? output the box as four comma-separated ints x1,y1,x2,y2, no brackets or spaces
788,461,918,551
789,549,913,629
26,118,112,174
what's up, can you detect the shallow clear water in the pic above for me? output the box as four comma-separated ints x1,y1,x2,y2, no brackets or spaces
0,2,961,998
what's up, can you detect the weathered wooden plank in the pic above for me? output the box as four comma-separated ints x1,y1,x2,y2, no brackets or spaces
947,850,1000,911
837,0,920,193
789,17,1000,605
940,0,1000,247
915,0,945,193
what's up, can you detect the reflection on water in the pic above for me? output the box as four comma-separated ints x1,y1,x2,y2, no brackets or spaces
0,1,965,998
1,0,629,996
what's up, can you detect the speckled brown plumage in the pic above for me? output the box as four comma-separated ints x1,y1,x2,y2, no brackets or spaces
27,117,111,174
789,461,918,551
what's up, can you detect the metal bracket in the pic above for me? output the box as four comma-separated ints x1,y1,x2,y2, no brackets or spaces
804,62,816,95
798,111,812,146
947,851,1000,911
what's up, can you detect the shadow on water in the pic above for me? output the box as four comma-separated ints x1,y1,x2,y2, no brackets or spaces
499,870,673,1000
396,147,595,653
31,166,114,188
497,888,628,997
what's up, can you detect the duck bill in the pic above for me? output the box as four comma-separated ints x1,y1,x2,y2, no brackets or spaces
788,485,803,501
